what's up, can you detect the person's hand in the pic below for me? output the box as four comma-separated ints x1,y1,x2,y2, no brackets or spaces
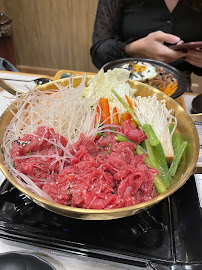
125,30,187,63
184,49,202,68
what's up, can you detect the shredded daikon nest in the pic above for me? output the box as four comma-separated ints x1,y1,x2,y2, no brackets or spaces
132,94,177,159
3,75,103,199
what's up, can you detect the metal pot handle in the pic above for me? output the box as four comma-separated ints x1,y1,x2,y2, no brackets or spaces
0,78,20,95
189,113,202,174
189,113,202,122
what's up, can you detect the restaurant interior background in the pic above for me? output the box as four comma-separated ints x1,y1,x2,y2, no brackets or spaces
0,2,202,269
0,0,201,92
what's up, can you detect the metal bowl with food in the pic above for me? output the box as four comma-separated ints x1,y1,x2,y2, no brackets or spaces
0,74,201,220
102,58,190,99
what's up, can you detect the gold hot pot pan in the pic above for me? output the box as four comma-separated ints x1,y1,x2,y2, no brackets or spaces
0,76,201,220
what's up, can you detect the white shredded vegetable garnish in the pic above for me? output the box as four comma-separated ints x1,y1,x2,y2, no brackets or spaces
3,75,103,199
132,94,177,159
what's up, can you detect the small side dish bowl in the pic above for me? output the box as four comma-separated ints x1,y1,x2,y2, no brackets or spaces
102,58,190,99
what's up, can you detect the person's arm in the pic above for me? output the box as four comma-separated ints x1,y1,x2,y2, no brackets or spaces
90,0,128,69
125,31,187,64
90,1,186,69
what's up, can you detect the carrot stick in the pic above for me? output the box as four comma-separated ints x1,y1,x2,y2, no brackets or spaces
101,98,111,124
164,85,178,96
130,119,137,127
120,112,131,124
161,82,172,92
112,107,120,125
95,99,102,125
125,95,137,126
166,81,173,89
121,112,131,120
112,89,141,126
125,95,134,109
161,82,178,96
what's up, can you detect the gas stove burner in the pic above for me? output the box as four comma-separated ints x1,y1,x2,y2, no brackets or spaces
0,176,202,269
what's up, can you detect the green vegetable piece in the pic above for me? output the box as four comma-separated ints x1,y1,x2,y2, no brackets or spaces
172,133,182,154
156,143,173,185
111,89,141,126
108,143,112,147
153,175,167,194
97,132,107,137
66,189,71,195
136,144,146,155
107,149,111,154
136,144,167,194
145,139,170,188
114,134,129,142
169,124,174,133
97,133,102,137
28,151,32,155
144,139,159,170
110,127,115,132
169,141,188,177
156,144,170,173
142,124,160,147
140,141,146,150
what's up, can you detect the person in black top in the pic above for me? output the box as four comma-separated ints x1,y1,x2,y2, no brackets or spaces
90,0,202,80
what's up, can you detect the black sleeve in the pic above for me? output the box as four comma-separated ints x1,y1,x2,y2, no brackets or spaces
172,59,202,77
90,0,128,69
192,66,202,76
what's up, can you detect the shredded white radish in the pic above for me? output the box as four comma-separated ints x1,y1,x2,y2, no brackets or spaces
3,75,103,199
132,94,177,159
7,166,53,201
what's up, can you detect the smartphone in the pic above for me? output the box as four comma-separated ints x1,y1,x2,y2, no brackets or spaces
169,41,202,50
